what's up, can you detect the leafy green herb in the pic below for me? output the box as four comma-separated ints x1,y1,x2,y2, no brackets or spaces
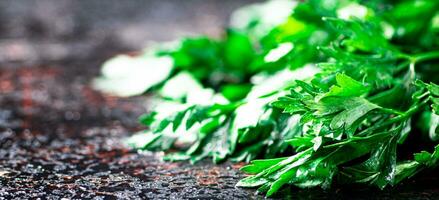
96,0,439,197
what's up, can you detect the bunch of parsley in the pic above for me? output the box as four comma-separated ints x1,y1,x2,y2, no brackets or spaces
95,0,439,197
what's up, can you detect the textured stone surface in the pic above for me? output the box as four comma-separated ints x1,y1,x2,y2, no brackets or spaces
0,1,438,199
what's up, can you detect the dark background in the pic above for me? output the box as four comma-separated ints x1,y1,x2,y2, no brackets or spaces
0,1,438,199
0,0,261,65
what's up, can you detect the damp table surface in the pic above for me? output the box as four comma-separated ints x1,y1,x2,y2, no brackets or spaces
0,1,438,199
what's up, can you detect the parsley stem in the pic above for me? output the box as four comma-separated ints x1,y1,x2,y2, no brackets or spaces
357,98,428,137
413,50,439,63
380,108,404,115
395,50,439,73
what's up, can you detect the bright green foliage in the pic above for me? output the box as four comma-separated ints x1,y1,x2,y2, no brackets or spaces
96,0,439,197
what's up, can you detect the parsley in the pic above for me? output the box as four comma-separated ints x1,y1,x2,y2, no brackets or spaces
96,0,439,197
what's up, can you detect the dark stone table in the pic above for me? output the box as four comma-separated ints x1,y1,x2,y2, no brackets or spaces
0,1,438,199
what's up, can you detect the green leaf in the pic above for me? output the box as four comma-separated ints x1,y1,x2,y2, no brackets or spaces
224,29,255,69
286,137,313,149
427,83,439,97
240,157,287,174
139,112,157,126
329,98,379,131
173,110,188,132
221,84,252,101
323,73,370,98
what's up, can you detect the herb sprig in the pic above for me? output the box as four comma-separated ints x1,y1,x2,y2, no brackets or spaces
95,0,439,197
